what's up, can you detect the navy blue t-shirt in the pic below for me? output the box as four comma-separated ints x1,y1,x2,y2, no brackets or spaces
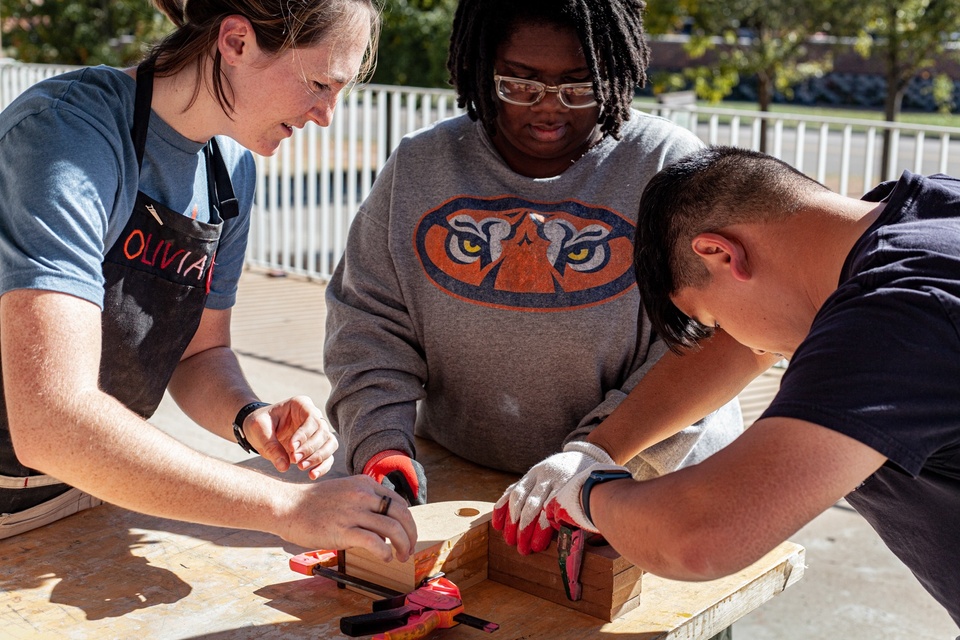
761,171,960,626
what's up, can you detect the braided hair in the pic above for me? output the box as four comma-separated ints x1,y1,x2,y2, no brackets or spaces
447,0,649,140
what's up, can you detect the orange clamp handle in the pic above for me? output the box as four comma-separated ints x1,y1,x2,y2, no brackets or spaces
289,549,339,576
375,609,448,640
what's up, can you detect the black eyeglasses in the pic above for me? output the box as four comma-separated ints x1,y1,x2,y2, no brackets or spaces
493,75,597,109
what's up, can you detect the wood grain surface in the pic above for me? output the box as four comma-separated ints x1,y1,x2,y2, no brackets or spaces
0,438,805,639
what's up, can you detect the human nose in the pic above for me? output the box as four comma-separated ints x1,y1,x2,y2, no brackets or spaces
307,96,337,127
531,86,568,111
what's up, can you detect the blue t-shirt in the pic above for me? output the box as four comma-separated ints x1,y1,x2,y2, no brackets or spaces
0,65,255,309
762,171,960,626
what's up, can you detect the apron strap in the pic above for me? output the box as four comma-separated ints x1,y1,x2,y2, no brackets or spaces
205,137,240,220
133,60,155,171
0,472,65,489
134,59,239,221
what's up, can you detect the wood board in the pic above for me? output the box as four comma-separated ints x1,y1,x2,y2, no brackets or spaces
488,527,643,621
343,499,644,621
345,500,493,594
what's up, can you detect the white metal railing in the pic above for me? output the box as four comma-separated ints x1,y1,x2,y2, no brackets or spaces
248,84,466,278
656,102,960,198
4,61,960,281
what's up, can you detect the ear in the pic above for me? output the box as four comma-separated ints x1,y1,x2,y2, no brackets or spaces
690,232,751,282
218,15,257,67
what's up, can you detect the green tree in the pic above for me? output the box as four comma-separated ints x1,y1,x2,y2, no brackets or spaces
645,0,840,152
846,0,960,176
371,0,456,88
1,0,169,66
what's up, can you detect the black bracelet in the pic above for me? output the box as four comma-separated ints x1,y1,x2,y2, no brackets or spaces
233,401,270,455
580,469,633,525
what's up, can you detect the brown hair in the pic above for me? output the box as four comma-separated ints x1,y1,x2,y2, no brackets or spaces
147,0,381,114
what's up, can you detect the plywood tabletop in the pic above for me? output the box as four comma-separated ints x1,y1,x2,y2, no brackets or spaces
0,439,804,639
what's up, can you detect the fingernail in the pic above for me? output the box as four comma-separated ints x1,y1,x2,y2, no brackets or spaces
294,452,303,463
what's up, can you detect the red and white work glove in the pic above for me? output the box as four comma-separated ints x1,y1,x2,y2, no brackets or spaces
543,462,631,532
363,450,428,506
492,441,616,555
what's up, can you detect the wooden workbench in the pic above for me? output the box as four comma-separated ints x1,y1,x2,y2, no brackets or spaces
0,438,804,639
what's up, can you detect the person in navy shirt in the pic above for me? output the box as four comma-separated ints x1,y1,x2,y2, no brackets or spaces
545,146,960,628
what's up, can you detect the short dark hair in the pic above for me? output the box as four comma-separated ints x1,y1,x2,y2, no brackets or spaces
634,146,829,351
446,0,650,140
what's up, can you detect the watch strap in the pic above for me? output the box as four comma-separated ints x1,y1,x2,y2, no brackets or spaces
233,401,270,455
580,469,632,525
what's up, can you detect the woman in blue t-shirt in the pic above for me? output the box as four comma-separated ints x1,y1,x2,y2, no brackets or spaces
0,0,416,563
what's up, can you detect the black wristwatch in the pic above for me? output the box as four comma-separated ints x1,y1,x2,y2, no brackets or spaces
580,469,633,524
233,401,270,455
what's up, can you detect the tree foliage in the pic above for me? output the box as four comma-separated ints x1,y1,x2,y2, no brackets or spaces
849,0,960,121
1,0,459,88
646,0,840,109
645,0,846,151
371,0,456,88
839,0,960,176
1,0,171,65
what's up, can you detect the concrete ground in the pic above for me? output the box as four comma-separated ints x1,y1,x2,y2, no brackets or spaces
152,268,957,639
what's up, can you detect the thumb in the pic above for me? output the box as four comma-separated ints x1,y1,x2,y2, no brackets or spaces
249,415,290,472
544,495,580,531
261,439,291,472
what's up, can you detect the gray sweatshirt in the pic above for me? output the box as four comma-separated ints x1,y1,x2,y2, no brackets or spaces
325,111,743,476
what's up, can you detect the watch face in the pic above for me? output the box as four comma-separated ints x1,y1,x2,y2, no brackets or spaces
592,470,632,481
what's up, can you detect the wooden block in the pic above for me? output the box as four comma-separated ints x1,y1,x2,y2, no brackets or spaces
487,530,643,621
344,499,641,621
345,500,493,596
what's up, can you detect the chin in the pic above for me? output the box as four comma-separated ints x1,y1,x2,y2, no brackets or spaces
249,139,282,157
258,145,281,157
226,131,280,156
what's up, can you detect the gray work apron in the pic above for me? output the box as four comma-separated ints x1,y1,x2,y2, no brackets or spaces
0,61,239,533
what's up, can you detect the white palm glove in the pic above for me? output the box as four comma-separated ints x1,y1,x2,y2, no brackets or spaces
491,441,615,554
